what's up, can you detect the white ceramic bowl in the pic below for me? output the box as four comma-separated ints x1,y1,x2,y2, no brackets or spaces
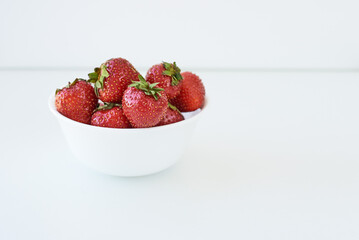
49,94,206,177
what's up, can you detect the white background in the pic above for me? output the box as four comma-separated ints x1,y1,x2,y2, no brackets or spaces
1,1,359,239
1,0,359,69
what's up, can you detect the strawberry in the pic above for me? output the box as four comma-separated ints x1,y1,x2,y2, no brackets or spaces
170,72,205,112
157,103,184,126
55,79,98,124
122,76,168,128
91,103,131,128
88,58,140,103
146,61,183,99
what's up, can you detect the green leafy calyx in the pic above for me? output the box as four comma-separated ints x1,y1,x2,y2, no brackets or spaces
168,102,180,113
129,75,164,100
94,102,121,112
162,61,183,86
88,63,109,96
55,78,84,96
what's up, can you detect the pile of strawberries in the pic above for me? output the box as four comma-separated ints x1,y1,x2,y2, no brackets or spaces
55,58,205,128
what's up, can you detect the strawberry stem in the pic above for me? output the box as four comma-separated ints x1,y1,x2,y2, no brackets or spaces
88,63,109,97
168,102,180,112
55,78,84,96
162,61,183,86
93,102,121,112
129,75,164,100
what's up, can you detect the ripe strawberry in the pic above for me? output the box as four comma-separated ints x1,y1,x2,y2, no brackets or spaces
88,58,140,103
146,61,183,99
55,79,98,124
91,103,131,128
170,72,205,112
157,103,184,126
122,76,168,128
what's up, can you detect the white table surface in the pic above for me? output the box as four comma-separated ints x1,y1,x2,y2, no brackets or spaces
0,70,358,240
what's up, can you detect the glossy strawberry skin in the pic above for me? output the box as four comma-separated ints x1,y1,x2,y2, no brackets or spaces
91,107,131,128
157,107,184,126
55,80,98,124
170,72,205,112
146,64,183,99
122,87,168,128
98,58,140,103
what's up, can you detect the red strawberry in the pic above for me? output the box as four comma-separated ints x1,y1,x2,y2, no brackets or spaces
88,58,140,103
91,103,131,128
157,103,184,126
122,76,168,128
170,72,205,112
55,79,98,124
146,61,183,99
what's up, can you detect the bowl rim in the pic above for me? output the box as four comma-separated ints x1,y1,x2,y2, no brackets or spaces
48,93,207,131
